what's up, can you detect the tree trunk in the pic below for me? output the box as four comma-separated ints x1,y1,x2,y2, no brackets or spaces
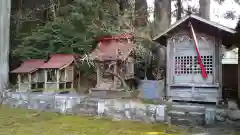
49,0,57,21
134,0,148,27
105,71,130,91
176,0,183,20
0,0,11,93
154,0,171,34
116,0,132,31
154,0,171,80
199,0,210,20
16,0,23,34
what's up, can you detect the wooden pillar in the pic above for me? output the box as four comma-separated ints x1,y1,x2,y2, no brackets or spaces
28,73,31,90
217,40,223,102
113,63,117,89
219,44,223,102
96,63,101,87
56,70,60,90
44,70,47,90
64,68,67,89
36,72,39,89
71,67,74,89
17,74,21,90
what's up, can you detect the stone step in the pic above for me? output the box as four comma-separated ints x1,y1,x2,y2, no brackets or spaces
168,104,206,126
170,114,205,126
79,101,98,107
169,110,204,117
168,110,185,115
170,104,206,113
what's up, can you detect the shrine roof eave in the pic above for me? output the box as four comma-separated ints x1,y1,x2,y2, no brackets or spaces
153,14,237,47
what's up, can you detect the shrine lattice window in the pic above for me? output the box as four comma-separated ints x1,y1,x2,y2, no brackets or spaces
175,56,193,74
175,55,213,75
193,55,213,74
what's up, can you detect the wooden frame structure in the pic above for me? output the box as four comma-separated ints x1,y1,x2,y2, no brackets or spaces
89,33,136,91
11,59,45,91
153,14,236,104
40,54,80,91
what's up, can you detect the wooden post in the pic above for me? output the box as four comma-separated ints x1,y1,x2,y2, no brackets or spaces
17,74,21,91
113,63,117,89
71,66,74,89
36,71,39,89
28,73,31,90
56,70,60,90
166,40,171,99
64,68,67,89
96,63,101,87
219,42,223,103
44,70,47,90
114,48,120,89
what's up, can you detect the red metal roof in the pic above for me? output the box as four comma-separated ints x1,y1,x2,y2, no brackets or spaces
11,59,45,73
40,54,77,69
89,40,135,61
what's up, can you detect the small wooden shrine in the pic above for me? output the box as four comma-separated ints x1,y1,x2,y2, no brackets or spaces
39,54,80,91
11,59,45,91
153,14,236,104
89,33,136,91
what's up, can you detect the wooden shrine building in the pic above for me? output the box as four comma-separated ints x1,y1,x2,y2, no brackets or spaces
153,14,236,104
39,54,80,91
89,33,136,91
11,59,45,91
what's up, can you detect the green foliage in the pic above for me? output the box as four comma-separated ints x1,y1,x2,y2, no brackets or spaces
10,0,157,78
11,0,122,60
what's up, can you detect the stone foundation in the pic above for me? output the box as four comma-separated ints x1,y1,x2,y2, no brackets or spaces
2,91,240,126
3,92,166,123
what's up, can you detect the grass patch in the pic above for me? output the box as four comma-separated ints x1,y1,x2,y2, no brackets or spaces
0,105,185,135
141,99,162,105
0,105,239,135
